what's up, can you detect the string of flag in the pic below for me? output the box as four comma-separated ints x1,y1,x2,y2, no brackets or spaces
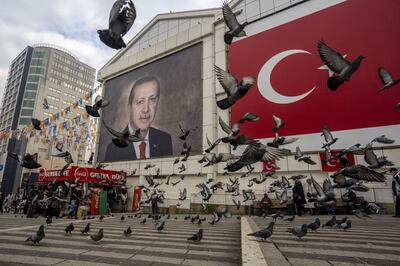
0,85,102,151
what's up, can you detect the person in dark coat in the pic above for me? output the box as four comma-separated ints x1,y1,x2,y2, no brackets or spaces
292,180,306,216
390,168,400,217
0,191,4,214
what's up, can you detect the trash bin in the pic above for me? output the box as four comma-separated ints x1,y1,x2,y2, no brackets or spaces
169,205,177,215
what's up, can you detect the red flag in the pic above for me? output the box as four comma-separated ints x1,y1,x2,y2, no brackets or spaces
319,150,355,172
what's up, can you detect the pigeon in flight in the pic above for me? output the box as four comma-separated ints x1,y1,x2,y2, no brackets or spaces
56,142,64,152
31,118,42,130
238,112,259,124
9,152,42,169
205,135,221,153
25,225,45,245
317,40,365,91
98,0,136,49
102,119,144,147
42,98,49,109
272,115,285,132
90,229,104,243
179,188,187,201
178,122,191,140
363,143,393,169
378,67,399,92
214,65,255,109
321,125,338,148
188,229,203,242
332,165,385,182
53,151,74,176
222,1,248,45
247,221,274,241
294,146,316,165
85,96,110,117
310,177,335,203
371,135,395,144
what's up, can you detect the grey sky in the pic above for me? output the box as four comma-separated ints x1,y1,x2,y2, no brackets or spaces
0,0,222,105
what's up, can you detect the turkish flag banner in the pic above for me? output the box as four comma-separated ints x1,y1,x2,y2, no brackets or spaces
319,151,355,172
262,161,276,172
229,0,400,148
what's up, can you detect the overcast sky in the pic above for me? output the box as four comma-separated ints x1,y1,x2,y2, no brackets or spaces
0,0,222,105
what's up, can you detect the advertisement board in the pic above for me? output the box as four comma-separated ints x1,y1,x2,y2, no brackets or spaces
98,43,203,162
229,0,400,151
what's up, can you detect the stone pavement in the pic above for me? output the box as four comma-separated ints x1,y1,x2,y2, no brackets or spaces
250,214,400,266
0,214,241,266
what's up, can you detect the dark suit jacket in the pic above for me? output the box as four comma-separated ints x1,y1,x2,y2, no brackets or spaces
392,176,400,196
104,127,172,162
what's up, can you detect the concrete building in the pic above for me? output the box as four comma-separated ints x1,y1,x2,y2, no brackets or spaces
0,44,95,194
96,0,400,213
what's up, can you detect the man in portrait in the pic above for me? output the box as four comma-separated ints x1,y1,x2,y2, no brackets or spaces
104,76,172,161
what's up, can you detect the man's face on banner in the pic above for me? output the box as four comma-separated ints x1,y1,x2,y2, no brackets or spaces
128,80,159,134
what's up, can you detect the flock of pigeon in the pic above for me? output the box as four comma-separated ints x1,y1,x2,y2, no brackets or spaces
25,208,238,246
248,214,352,242
8,1,399,222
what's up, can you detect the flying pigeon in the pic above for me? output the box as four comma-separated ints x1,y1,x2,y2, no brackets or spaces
188,229,203,242
275,189,288,204
31,118,42,130
177,163,186,173
98,0,136,49
371,135,395,144
205,136,221,153
317,40,365,91
247,221,274,241
294,146,316,165
42,98,49,109
140,218,146,224
178,122,191,140
65,223,74,235
310,177,335,203
364,143,393,169
56,142,64,152
90,229,104,243
25,225,45,245
85,96,110,117
8,152,42,169
321,125,338,148
102,119,144,147
53,151,74,176
272,115,285,132
287,224,308,239
214,65,255,109
239,112,259,123
179,188,187,201
222,1,247,45
377,67,399,92
171,180,181,186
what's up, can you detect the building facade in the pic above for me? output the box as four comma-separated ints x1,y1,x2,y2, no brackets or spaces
97,0,399,212
0,44,95,194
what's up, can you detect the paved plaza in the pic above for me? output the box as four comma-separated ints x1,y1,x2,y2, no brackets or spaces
0,214,399,265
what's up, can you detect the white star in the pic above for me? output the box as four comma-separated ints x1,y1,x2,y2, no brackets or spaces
318,54,347,77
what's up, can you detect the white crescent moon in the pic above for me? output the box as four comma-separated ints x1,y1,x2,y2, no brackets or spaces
258,49,316,104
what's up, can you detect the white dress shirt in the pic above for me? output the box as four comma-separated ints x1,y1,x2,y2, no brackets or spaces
128,123,150,159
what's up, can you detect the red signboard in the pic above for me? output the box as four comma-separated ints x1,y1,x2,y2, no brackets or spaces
91,192,100,215
37,166,126,186
132,186,142,211
229,0,400,141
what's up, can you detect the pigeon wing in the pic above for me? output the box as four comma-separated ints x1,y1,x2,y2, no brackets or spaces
318,40,350,73
102,120,123,138
363,143,378,165
222,1,240,31
214,65,238,96
218,117,232,135
109,0,125,26
378,67,393,85
121,0,136,36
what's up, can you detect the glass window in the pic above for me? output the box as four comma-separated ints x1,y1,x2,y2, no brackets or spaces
19,117,31,125
27,75,40,82
26,83,38,91
20,108,33,116
29,67,45,75
22,100,35,108
24,91,36,99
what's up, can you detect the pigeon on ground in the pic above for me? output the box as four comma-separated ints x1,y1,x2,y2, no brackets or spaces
321,125,338,148
64,223,74,235
46,216,52,225
102,119,144,147
318,40,365,91
214,65,255,109
98,0,136,49
31,118,42,130
353,209,371,219
307,218,321,232
287,224,308,239
42,98,49,109
239,112,259,124
248,221,274,241
99,215,104,222
222,1,248,45
120,215,125,222
322,216,337,228
188,229,203,242
155,220,165,232
25,225,45,245
336,219,351,230
283,215,295,222
140,218,146,224
80,223,90,234
123,226,132,236
85,95,110,117
90,229,104,243
378,67,399,92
